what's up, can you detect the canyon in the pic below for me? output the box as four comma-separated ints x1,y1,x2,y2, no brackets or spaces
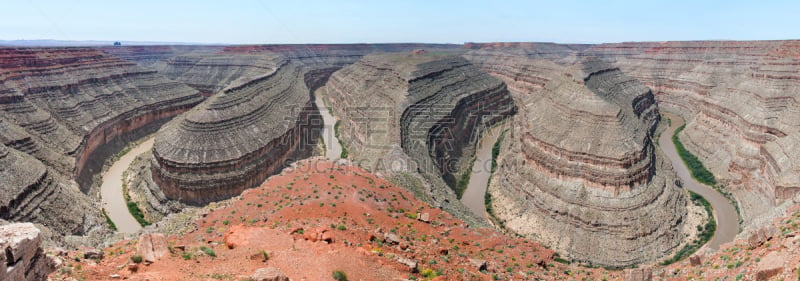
0,40,795,279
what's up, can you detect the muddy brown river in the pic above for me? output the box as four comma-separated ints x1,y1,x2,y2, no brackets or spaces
460,126,505,220
100,137,154,233
659,113,738,249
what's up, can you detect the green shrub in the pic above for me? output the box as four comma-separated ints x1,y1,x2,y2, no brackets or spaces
200,246,216,257
673,125,716,185
131,254,143,263
332,270,348,281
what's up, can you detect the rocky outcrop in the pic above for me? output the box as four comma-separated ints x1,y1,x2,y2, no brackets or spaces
325,53,516,223
151,60,323,205
466,51,687,267
0,223,57,281
583,41,800,223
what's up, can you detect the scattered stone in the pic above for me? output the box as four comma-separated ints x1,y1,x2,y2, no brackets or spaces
84,248,104,260
128,263,139,273
303,228,333,243
396,257,418,273
251,267,290,281
383,233,401,245
417,212,431,223
469,258,488,271
689,254,703,266
110,274,122,279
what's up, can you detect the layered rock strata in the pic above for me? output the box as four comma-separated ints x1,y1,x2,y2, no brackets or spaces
0,47,202,237
151,60,324,205
465,52,687,266
583,41,800,222
0,144,98,236
0,223,57,281
324,53,516,219
159,53,284,96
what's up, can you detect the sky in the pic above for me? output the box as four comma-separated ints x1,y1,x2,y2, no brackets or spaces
2,0,800,44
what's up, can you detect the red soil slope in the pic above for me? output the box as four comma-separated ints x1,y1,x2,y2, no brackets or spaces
52,159,617,280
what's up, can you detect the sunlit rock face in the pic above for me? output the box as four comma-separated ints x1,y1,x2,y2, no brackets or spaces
465,49,687,267
584,41,800,223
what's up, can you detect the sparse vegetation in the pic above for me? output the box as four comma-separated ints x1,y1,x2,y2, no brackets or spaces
122,180,151,227
200,246,216,257
672,124,716,185
101,209,117,231
332,270,348,281
660,191,716,265
130,254,143,263
455,163,472,199
334,120,349,159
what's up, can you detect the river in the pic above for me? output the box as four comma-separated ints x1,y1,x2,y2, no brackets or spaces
315,96,342,160
659,112,738,249
100,137,154,233
460,126,505,220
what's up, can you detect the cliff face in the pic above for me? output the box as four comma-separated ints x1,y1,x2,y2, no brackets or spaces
324,53,516,223
465,51,687,267
0,47,203,237
151,59,324,205
583,41,800,222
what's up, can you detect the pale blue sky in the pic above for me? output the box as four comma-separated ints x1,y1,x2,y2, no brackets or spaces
3,0,799,44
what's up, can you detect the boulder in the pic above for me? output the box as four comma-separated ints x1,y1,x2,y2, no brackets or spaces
137,233,170,263
383,233,401,245
83,249,104,260
417,212,431,223
251,267,290,281
0,223,57,281
303,227,333,243
689,254,703,266
756,251,786,281
396,257,418,273
624,267,652,281
469,258,488,271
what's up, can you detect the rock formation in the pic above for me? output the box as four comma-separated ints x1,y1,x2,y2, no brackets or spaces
324,53,516,222
0,47,202,238
0,223,57,281
582,41,800,223
465,50,687,266
150,59,324,205
149,45,461,206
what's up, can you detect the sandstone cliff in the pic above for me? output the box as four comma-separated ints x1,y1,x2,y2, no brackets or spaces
324,53,516,225
583,41,800,223
465,50,687,267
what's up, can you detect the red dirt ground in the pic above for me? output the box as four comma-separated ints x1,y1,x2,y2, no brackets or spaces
51,159,626,280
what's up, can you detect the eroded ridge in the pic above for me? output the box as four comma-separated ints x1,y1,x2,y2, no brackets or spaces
465,51,687,267
583,41,800,222
151,60,324,205
324,53,516,221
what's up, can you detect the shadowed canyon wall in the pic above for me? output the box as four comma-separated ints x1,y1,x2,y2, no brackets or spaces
324,53,516,225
